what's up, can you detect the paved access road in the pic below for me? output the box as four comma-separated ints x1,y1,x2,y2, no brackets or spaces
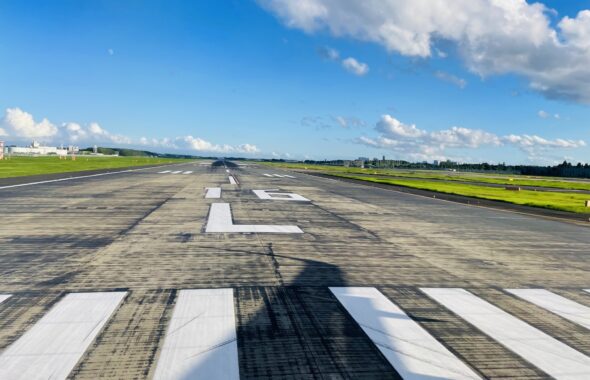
0,160,589,379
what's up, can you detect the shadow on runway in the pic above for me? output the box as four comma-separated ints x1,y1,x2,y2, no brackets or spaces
163,253,401,379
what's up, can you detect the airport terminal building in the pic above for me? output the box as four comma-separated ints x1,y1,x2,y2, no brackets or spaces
4,141,75,156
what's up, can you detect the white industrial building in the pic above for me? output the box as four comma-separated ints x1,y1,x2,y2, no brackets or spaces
5,141,75,156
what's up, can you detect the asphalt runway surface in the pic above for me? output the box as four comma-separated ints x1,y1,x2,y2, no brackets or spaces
0,160,589,379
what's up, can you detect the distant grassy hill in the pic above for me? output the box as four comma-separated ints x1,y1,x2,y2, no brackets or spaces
80,147,199,159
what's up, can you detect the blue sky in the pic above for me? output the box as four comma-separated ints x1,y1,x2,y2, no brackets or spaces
1,0,590,164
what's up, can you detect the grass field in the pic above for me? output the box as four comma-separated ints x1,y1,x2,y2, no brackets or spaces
260,162,590,191
0,156,193,178
260,162,590,214
335,174,590,214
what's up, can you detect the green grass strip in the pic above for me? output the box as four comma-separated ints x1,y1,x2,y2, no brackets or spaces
330,174,590,214
0,156,194,178
258,162,590,191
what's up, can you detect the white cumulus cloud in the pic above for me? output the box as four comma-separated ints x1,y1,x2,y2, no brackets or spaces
181,136,259,154
538,110,560,119
259,0,590,103
434,71,467,89
2,108,58,138
1,108,260,155
317,46,340,60
342,57,369,76
356,114,585,161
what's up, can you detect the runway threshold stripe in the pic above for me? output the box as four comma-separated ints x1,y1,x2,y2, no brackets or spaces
0,294,11,305
205,187,221,199
182,171,193,174
171,171,182,174
0,292,126,380
507,289,590,329
283,175,295,178
159,170,171,174
422,288,590,379
330,287,481,380
153,289,239,380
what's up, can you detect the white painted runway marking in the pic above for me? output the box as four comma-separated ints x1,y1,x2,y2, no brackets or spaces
331,287,481,380
507,289,590,330
0,165,185,190
228,176,237,185
158,170,171,174
225,169,230,173
585,289,590,294
272,174,284,177
153,289,239,380
253,189,310,202
0,294,11,305
205,203,303,233
422,288,590,380
283,175,295,178
206,187,222,199
182,171,193,175
263,173,273,177
171,170,182,174
0,292,126,380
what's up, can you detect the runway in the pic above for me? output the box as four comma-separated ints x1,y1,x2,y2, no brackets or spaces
0,160,589,379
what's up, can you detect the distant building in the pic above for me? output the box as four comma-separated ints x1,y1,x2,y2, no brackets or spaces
357,157,369,161
433,160,439,166
0,141,4,160
7,141,69,156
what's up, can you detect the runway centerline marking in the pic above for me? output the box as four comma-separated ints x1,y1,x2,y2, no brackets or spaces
253,189,310,201
205,187,221,199
0,292,127,380
153,289,239,380
507,289,590,330
422,288,590,379
331,287,481,380
182,171,193,174
263,173,273,177
158,170,171,174
205,203,302,233
170,170,182,174
228,176,237,185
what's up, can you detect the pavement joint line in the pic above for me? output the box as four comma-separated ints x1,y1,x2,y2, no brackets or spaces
0,163,189,190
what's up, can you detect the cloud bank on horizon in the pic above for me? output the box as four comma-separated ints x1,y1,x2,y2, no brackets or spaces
259,0,590,104
357,114,585,162
2,106,583,163
0,108,259,155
